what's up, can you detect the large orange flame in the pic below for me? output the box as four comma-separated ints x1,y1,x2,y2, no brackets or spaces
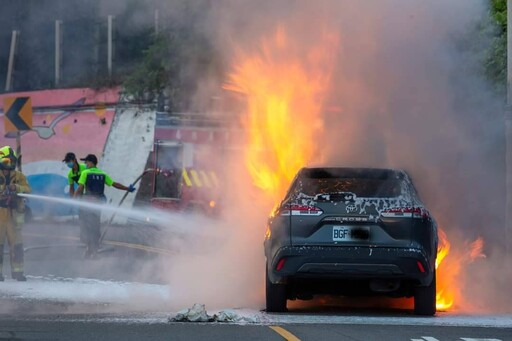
224,26,338,200
225,25,486,313
435,228,485,311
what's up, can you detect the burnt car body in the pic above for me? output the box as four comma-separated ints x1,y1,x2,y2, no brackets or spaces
264,167,438,315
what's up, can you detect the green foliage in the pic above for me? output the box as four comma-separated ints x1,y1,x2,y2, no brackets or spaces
484,0,507,98
485,32,507,96
123,35,173,104
122,29,220,111
122,0,220,111
491,0,507,30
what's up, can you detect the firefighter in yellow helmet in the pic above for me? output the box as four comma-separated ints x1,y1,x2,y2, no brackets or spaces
0,146,31,281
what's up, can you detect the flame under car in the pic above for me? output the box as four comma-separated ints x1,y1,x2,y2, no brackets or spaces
264,167,438,316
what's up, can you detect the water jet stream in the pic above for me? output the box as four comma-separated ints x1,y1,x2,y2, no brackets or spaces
19,193,155,220
18,193,191,231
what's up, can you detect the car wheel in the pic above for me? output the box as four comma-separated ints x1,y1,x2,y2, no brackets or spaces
266,265,287,312
414,270,436,316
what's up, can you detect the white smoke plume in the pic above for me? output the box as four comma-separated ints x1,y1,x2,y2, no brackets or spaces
157,0,512,313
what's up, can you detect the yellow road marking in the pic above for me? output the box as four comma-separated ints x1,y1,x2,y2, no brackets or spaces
269,326,301,341
106,240,175,256
24,232,175,256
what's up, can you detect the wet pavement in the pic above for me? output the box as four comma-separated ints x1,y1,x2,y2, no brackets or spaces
13,218,171,284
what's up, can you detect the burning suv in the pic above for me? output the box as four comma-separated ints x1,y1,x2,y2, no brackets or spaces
264,167,438,316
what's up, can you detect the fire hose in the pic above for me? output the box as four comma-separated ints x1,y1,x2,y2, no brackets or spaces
98,168,159,245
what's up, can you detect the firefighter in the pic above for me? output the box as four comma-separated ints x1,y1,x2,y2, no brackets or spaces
73,154,135,258
62,152,86,197
62,152,87,243
0,146,31,281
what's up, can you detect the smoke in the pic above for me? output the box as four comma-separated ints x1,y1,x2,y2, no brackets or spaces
156,155,267,310
3,0,506,314
155,0,512,313
311,1,508,312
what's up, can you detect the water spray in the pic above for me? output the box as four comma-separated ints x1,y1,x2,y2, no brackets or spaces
18,168,182,240
99,168,159,244
17,193,161,223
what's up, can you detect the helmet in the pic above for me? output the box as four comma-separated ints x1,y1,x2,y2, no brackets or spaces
0,146,17,170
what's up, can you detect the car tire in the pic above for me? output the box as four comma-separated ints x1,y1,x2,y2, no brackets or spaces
266,266,287,313
414,270,436,316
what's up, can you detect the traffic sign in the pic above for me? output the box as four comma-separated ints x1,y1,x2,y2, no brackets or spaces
3,96,32,133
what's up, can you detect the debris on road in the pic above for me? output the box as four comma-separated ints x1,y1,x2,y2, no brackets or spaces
169,304,260,323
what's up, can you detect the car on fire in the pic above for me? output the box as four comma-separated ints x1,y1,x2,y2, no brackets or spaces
264,167,438,316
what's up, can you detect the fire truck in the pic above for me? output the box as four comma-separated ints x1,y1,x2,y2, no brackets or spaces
135,112,239,216
147,141,222,216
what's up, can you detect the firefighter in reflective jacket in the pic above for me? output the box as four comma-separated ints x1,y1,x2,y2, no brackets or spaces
62,152,87,197
73,154,135,258
62,152,87,243
0,146,30,281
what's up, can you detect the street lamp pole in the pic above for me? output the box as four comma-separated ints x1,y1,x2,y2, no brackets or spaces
506,0,512,256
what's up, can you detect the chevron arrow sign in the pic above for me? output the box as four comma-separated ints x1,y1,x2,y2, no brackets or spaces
3,97,32,133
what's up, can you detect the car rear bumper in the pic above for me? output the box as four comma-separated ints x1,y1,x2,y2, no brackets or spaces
268,245,434,286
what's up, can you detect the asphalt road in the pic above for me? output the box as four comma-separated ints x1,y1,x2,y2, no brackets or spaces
0,315,510,341
0,219,509,341
20,219,166,283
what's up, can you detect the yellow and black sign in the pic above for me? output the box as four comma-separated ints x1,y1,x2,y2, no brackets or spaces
182,169,220,188
3,97,33,133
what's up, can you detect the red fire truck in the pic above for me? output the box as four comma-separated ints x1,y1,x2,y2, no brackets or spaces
136,113,239,216
149,141,222,216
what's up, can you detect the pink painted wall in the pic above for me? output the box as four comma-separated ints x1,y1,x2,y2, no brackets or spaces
0,87,120,216
0,110,114,163
0,87,119,163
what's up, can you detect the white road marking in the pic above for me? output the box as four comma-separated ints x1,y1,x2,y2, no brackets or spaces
460,338,502,341
412,337,503,341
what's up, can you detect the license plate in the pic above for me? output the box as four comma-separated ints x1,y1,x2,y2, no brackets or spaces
332,226,370,241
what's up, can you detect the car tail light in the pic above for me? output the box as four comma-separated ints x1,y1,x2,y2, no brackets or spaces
417,261,426,273
276,258,286,271
381,207,430,219
278,204,323,216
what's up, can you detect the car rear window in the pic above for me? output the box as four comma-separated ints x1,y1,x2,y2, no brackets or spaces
291,177,405,198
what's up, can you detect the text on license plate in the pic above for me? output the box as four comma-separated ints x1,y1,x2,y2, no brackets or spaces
332,226,370,241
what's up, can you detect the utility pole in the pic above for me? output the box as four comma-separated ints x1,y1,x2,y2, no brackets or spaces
5,30,20,92
93,21,100,76
107,15,115,79
506,0,512,256
55,20,63,87
4,30,22,171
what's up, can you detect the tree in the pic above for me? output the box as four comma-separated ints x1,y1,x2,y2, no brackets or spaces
122,27,220,111
122,34,173,105
486,0,507,97
121,0,221,112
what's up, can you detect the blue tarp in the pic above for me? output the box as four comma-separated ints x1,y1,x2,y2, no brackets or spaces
26,173,75,216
